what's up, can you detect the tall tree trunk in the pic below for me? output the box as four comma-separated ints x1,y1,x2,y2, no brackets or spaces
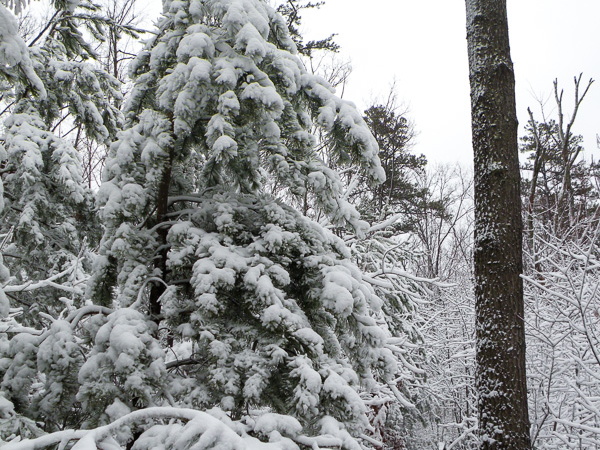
464,1,531,448
149,149,173,323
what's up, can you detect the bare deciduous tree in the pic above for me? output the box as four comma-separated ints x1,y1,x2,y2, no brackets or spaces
523,75,594,238
524,215,600,449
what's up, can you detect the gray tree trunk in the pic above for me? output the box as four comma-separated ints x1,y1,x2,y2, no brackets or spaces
464,1,531,448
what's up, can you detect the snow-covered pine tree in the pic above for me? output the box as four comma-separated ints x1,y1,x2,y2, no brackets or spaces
0,3,45,99
0,0,122,324
0,0,123,434
76,0,401,446
2,1,121,320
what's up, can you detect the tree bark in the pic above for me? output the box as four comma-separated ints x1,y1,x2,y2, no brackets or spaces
464,1,531,448
149,149,173,323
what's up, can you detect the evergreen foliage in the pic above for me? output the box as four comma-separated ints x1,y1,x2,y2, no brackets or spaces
86,0,396,442
359,104,432,229
0,0,429,448
275,0,339,56
0,0,122,328
0,0,124,437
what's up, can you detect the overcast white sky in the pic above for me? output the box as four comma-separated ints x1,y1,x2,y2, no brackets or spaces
301,0,600,165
